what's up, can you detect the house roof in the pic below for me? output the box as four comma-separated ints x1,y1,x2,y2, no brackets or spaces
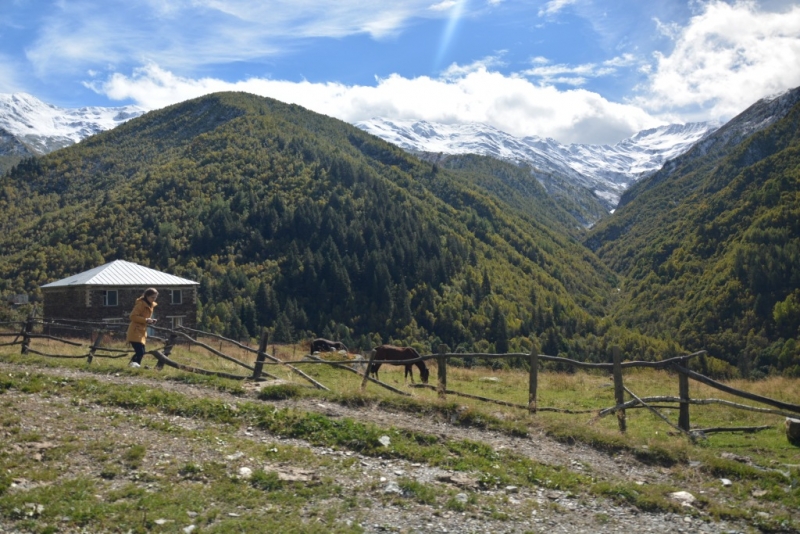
40,260,199,288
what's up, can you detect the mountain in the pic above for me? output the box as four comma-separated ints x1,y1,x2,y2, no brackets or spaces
356,118,718,211
0,93,143,174
585,86,800,376
427,153,608,230
1,92,671,361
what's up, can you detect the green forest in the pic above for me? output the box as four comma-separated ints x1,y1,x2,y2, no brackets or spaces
1,91,798,376
587,97,800,377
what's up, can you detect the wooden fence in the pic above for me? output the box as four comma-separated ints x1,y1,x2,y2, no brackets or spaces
2,316,799,441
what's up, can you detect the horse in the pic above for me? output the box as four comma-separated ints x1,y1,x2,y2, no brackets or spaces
370,345,429,384
310,338,348,354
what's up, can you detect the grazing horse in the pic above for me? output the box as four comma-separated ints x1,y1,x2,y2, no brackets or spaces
310,338,348,354
370,345,429,384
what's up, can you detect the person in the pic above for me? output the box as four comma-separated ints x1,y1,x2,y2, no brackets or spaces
127,288,158,368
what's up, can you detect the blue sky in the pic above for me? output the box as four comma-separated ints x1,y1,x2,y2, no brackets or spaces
2,0,800,143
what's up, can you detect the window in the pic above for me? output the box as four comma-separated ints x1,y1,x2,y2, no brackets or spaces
169,316,185,329
103,290,118,307
170,289,182,305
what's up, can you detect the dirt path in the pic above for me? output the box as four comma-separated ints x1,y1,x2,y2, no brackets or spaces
0,362,754,533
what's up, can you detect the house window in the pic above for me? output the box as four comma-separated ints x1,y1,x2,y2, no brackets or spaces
170,289,182,305
169,316,185,329
103,290,118,307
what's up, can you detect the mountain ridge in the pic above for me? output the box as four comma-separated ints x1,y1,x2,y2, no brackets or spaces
356,117,719,210
585,86,800,376
0,93,144,174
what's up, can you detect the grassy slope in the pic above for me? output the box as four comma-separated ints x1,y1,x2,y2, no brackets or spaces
1,336,798,531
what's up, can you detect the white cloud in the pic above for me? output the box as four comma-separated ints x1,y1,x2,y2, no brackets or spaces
25,0,453,76
441,55,507,78
0,54,23,93
538,0,578,17
640,1,800,120
523,54,638,86
92,62,662,144
429,0,458,11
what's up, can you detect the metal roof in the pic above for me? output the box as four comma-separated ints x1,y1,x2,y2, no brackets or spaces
40,260,199,288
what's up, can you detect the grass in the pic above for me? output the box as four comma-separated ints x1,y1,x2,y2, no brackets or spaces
1,333,799,531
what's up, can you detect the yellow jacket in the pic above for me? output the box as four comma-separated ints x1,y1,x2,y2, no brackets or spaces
126,297,157,344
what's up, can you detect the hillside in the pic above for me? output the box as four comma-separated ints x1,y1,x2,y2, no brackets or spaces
586,90,800,376
0,92,659,359
356,118,718,212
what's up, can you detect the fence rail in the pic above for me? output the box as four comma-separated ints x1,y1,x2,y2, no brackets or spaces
2,314,798,442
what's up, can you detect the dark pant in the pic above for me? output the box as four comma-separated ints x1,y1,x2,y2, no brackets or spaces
130,342,146,364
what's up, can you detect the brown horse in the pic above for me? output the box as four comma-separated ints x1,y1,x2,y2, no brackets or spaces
310,338,348,353
370,345,429,384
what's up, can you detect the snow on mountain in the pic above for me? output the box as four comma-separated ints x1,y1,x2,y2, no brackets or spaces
356,118,719,209
0,93,144,156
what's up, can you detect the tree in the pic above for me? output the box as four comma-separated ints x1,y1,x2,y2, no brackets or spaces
490,307,509,354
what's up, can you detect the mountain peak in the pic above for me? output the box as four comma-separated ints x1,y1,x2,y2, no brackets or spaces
0,93,144,155
356,118,719,209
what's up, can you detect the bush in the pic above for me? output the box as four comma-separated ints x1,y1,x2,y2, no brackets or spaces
258,383,305,400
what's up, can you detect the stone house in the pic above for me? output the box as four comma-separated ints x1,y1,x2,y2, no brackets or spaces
40,260,199,334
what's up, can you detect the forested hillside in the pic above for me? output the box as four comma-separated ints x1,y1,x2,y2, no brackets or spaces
420,152,609,229
0,92,672,359
587,95,800,377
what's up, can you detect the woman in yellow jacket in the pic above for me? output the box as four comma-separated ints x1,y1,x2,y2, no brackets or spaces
127,288,158,367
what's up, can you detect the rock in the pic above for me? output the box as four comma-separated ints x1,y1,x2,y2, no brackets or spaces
751,489,768,497
383,481,403,494
263,465,316,483
720,452,751,463
378,435,391,447
669,491,696,507
23,503,44,517
786,417,800,446
225,452,244,461
455,493,469,504
183,526,196,534
435,473,479,489
720,478,732,487
238,467,253,479
504,486,519,494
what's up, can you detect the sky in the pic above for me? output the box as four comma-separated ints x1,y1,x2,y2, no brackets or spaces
2,0,800,144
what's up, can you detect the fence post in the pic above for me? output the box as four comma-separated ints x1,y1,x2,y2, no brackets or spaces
528,343,539,414
20,313,34,355
253,330,269,380
88,331,105,365
157,333,178,371
613,346,626,433
360,349,377,392
437,345,447,401
678,368,690,431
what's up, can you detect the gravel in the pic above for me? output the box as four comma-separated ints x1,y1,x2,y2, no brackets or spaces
0,362,766,533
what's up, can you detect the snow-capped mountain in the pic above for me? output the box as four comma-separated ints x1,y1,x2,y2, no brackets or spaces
356,118,719,209
0,93,144,157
